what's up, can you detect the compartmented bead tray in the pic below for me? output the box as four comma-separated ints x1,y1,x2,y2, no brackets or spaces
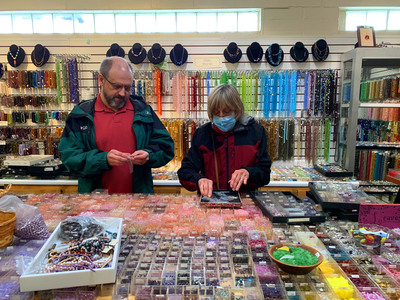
251,191,326,223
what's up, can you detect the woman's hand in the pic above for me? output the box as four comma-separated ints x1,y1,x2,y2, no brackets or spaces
198,178,213,197
229,169,250,191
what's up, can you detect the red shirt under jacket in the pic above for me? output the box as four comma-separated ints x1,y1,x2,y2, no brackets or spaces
94,94,136,193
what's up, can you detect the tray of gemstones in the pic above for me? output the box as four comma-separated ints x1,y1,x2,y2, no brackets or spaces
314,164,353,178
20,217,123,292
308,182,381,211
250,191,325,223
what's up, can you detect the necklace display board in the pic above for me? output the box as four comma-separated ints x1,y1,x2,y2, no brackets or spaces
266,43,284,67
224,42,242,63
7,44,26,67
128,43,146,64
169,44,188,67
290,42,309,62
148,43,166,65
31,44,50,67
246,42,264,63
106,43,125,58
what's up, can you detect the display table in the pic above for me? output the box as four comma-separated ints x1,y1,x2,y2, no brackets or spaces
1,192,399,299
0,179,310,197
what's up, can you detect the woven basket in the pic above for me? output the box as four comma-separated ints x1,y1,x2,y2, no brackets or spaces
0,211,16,248
0,183,12,198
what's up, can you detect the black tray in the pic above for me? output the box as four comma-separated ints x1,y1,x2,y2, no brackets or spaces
200,190,242,208
250,190,325,224
308,182,377,211
28,162,65,179
314,164,353,178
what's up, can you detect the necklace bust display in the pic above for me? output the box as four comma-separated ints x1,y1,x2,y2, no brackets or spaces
31,44,50,67
147,43,166,65
246,42,263,63
266,43,284,67
106,43,125,58
169,44,188,67
312,39,330,62
290,42,309,62
7,44,26,68
128,43,147,65
224,42,242,63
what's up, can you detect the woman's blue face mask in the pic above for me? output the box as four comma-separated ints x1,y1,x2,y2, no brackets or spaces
213,113,236,132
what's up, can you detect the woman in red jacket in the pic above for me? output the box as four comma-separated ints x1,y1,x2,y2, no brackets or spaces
178,84,271,197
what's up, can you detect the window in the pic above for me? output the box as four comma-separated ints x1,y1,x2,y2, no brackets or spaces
95,14,115,33
156,13,176,33
388,11,400,30
238,12,259,32
344,8,400,31
116,14,136,33
136,13,156,33
54,14,73,33
177,13,196,33
32,14,53,33
197,13,217,32
0,15,12,34
12,14,33,34
217,13,237,32
0,9,260,34
74,14,94,33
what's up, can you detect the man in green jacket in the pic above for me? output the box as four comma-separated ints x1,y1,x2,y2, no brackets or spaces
59,56,174,194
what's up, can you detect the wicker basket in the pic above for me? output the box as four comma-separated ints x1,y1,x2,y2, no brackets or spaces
0,183,12,198
0,211,16,248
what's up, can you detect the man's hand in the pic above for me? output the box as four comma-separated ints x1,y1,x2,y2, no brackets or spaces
229,168,250,191
107,149,130,166
198,178,213,197
130,150,149,165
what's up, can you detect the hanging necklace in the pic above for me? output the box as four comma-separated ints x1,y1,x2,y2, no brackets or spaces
132,45,144,57
292,49,307,62
267,47,282,66
171,47,185,66
151,48,162,60
226,46,240,58
9,46,20,67
32,48,46,67
248,47,262,62
313,44,328,60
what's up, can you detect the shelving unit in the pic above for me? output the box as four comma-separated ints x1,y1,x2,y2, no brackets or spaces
338,48,400,177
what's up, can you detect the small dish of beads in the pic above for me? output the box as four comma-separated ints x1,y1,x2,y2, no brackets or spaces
20,216,123,292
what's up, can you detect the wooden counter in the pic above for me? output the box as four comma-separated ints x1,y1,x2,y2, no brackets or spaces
0,179,309,197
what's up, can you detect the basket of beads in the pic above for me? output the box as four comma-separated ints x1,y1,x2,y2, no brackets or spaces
0,211,16,247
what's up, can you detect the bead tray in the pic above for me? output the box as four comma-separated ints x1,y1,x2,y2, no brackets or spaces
20,217,123,292
251,191,326,223
308,182,380,210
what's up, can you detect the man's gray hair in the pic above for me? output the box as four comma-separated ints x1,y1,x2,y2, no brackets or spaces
99,56,134,77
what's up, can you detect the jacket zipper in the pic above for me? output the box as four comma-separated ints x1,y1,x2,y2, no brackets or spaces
225,136,229,189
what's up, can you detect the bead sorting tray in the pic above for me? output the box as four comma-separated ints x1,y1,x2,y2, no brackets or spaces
314,164,353,178
20,217,123,292
251,191,325,224
308,182,381,211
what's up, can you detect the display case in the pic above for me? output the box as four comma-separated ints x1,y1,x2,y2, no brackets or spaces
338,48,400,179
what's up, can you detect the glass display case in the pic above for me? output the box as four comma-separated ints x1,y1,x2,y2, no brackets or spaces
338,48,400,179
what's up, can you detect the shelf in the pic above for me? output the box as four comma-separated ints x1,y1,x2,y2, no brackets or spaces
386,175,400,186
356,143,400,150
359,102,400,108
